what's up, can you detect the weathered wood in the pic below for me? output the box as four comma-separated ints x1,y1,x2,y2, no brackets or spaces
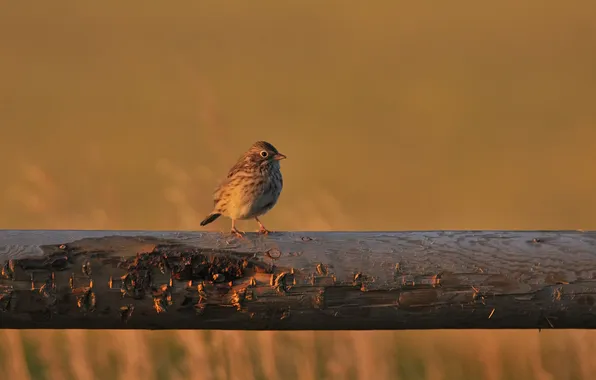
1,230,596,330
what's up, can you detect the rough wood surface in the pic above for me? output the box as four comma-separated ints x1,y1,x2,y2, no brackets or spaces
1,230,596,330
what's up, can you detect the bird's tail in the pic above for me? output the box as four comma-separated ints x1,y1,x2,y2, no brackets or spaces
200,213,221,226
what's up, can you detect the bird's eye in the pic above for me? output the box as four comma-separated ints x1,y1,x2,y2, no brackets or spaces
260,151,268,157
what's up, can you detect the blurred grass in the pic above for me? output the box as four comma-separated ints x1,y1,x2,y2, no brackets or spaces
1,330,595,380
1,0,595,231
1,1,596,379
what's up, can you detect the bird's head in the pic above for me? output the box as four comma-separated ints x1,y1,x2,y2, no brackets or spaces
246,141,286,166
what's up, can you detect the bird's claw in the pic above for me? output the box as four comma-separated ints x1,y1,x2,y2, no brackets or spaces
231,228,245,239
258,228,271,235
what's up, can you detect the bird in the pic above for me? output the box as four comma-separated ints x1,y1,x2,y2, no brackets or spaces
200,141,286,238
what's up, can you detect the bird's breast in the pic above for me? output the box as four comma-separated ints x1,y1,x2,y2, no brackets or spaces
216,166,282,219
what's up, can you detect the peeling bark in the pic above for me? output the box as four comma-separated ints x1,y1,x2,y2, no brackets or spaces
1,230,595,329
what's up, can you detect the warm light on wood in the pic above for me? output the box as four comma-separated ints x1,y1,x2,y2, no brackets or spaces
1,230,595,330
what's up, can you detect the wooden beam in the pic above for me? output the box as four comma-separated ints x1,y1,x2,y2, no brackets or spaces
1,230,595,330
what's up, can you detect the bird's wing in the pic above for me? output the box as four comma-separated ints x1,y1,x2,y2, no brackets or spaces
212,179,228,205
211,159,245,205
225,157,249,179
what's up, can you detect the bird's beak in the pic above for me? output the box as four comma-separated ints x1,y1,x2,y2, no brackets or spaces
273,153,287,161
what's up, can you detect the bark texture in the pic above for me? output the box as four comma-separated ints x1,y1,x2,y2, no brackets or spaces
1,230,595,329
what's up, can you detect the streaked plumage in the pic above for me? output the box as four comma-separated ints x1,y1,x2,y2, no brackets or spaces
200,141,286,237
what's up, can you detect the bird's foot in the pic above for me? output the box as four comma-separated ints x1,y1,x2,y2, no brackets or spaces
258,227,271,235
231,227,245,239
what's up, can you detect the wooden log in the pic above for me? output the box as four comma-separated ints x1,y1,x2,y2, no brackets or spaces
1,230,595,330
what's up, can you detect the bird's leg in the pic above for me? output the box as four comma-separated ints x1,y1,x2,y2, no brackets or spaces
255,217,271,235
230,219,245,238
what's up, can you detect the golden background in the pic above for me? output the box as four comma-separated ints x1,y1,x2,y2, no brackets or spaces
1,1,595,379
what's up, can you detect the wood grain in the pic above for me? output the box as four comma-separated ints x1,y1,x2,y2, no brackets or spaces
1,230,596,330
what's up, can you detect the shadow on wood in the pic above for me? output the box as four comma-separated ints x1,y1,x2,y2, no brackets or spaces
1,230,596,330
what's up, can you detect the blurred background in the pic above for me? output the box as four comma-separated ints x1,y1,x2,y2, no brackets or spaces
1,1,595,379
